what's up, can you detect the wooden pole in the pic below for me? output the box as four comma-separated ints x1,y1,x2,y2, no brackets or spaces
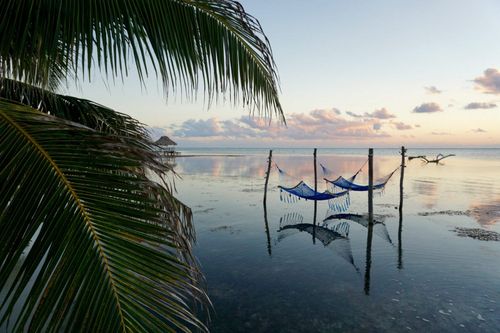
313,148,318,192
313,148,318,243
365,147,374,294
368,148,374,225
399,146,406,213
398,146,406,269
263,150,273,205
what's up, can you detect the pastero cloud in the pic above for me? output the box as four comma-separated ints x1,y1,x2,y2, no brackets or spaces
413,103,442,113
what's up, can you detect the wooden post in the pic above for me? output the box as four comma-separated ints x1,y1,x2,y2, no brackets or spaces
399,146,406,213
398,146,406,269
313,148,318,192
368,148,374,225
313,148,318,243
263,150,273,205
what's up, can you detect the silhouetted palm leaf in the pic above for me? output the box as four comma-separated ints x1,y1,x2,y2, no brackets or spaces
0,0,284,121
0,78,152,141
0,99,207,332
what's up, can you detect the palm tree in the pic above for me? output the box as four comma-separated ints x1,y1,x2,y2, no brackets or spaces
0,1,283,332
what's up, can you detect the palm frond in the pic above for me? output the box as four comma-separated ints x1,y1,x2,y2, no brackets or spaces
0,99,207,332
0,78,152,140
0,0,284,121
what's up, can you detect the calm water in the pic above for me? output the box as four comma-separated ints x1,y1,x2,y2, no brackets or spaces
174,148,500,333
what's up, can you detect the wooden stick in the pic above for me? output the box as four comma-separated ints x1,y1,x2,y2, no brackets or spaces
263,150,273,205
368,148,373,225
313,148,317,243
420,153,455,164
313,148,318,193
399,146,406,213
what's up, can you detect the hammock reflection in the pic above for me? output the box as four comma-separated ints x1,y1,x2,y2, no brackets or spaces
323,213,393,245
276,213,359,272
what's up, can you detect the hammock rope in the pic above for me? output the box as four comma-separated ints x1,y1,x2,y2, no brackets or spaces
321,159,367,182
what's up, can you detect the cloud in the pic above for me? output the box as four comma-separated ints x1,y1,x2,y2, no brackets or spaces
173,118,224,137
431,131,451,135
392,122,413,130
464,102,497,110
472,128,487,133
474,68,500,94
364,108,396,119
347,108,396,120
373,123,382,130
413,102,442,113
424,86,442,94
346,111,364,118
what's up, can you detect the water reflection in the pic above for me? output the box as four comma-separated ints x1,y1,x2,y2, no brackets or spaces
412,179,438,209
276,214,357,270
469,197,500,226
174,150,500,332
324,214,393,245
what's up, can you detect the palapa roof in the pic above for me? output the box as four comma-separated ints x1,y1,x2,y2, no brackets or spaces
155,136,177,146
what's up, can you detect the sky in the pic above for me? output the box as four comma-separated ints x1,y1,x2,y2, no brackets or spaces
67,0,500,147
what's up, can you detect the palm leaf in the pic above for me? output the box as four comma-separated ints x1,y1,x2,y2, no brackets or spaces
0,78,153,141
0,99,207,332
0,0,284,121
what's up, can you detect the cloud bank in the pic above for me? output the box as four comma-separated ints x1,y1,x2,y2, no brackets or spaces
170,108,400,143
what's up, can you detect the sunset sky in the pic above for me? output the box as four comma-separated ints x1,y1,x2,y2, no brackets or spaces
67,0,500,147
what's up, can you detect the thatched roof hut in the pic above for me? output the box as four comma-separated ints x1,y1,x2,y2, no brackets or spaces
155,136,177,146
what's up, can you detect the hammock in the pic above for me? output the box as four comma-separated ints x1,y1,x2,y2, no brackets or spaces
276,163,351,212
279,181,350,211
325,167,399,192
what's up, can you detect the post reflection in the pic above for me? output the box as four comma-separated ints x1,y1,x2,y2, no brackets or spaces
312,201,317,244
263,201,272,256
364,222,374,295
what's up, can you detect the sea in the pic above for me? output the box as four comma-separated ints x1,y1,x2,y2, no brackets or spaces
173,147,500,333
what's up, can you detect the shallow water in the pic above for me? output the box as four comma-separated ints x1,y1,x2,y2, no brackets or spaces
174,148,500,333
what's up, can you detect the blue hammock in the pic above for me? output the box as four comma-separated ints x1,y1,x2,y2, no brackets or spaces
276,163,351,212
326,176,387,191
279,181,348,201
325,167,399,192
